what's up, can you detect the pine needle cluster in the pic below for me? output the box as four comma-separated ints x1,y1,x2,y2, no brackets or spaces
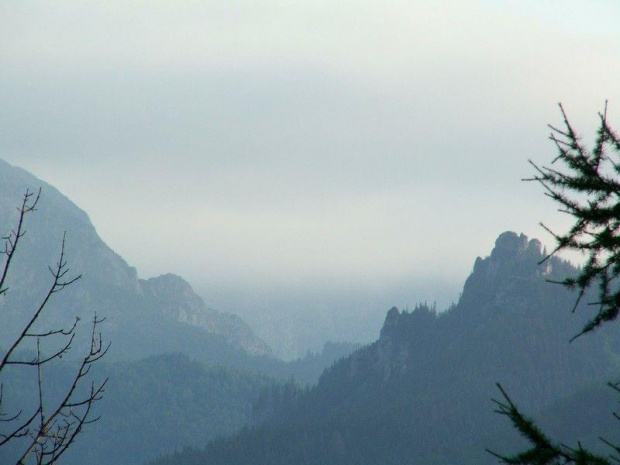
490,104,620,464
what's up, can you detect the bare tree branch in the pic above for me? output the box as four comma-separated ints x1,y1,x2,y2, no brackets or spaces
0,190,108,465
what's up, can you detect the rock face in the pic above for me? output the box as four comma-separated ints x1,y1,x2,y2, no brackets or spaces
368,231,581,384
0,158,270,360
141,273,271,356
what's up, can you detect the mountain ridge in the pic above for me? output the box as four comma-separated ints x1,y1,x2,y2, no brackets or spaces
0,158,271,360
153,231,620,465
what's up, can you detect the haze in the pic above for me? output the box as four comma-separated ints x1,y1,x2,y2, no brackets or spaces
1,0,618,355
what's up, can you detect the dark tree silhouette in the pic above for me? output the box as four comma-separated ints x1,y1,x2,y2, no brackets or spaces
0,189,108,465
489,104,620,464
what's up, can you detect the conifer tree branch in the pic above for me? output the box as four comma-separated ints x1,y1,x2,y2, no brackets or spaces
491,104,620,464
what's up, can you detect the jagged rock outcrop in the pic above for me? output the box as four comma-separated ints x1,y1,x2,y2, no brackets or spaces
141,273,271,356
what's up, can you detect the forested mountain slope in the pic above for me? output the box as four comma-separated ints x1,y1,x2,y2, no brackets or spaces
0,353,282,465
153,232,620,465
0,159,367,463
0,344,358,464
0,158,271,362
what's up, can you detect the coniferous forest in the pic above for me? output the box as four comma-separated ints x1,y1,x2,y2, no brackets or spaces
1,3,619,465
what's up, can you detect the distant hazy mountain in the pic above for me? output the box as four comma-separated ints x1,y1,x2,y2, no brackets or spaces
0,158,271,362
210,277,460,361
154,232,620,465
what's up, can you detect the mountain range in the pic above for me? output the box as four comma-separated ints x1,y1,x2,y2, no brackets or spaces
0,159,362,465
153,232,620,465
4,158,620,465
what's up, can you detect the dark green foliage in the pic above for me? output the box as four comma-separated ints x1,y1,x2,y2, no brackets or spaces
1,353,281,465
251,378,308,425
489,384,612,464
1,348,358,465
494,105,620,464
527,104,620,340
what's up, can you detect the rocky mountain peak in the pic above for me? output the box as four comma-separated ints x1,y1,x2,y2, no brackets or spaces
375,231,572,353
458,231,550,310
489,231,544,264
380,305,437,341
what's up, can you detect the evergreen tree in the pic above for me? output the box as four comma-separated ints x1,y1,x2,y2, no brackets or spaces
490,103,620,464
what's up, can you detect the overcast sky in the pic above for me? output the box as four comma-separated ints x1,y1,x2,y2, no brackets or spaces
1,1,619,314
